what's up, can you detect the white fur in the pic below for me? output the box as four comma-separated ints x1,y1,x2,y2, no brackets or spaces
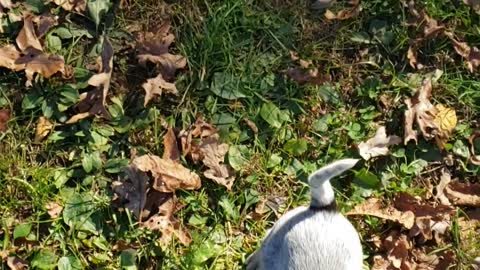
246,159,363,270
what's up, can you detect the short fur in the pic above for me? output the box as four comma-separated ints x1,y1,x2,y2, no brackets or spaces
246,159,363,270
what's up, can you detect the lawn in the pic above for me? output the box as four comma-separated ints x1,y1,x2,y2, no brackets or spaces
1,0,480,269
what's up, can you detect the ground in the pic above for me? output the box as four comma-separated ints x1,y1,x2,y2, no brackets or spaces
1,0,480,269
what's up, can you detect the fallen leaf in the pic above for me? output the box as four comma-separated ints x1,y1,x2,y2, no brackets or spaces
136,20,187,80
0,108,10,132
435,169,452,206
15,47,65,86
16,16,43,52
409,216,449,244
201,135,236,190
132,154,201,193
32,13,59,38
0,0,13,16
179,116,218,161
450,38,480,72
163,128,180,162
324,1,361,20
45,201,63,219
112,166,148,219
413,249,455,269
34,116,53,143
433,104,456,149
403,79,439,145
286,53,331,85
0,45,22,71
67,37,112,123
7,256,28,270
469,131,480,165
407,45,418,69
358,126,401,160
463,0,480,14
407,3,445,39
141,73,178,106
243,118,258,134
141,195,191,246
52,0,86,13
444,181,480,207
383,232,413,269
347,197,415,229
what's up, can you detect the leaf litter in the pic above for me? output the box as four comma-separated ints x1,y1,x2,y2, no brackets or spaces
358,126,401,161
136,20,187,106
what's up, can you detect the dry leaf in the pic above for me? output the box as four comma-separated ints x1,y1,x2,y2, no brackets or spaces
201,135,236,190
358,126,401,160
0,108,10,133
136,20,187,79
163,128,180,162
324,1,361,21
0,0,13,16
407,45,418,69
383,232,413,269
433,104,456,149
0,45,22,71
141,73,178,106
413,249,455,269
403,79,439,145
16,16,42,52
469,131,480,165
33,13,59,38
435,169,452,206
34,116,53,143
450,38,480,72
112,166,148,219
15,47,65,86
141,195,192,246
286,52,331,85
52,0,86,13
7,256,28,270
243,118,258,134
45,201,63,219
464,0,480,13
132,154,201,193
67,38,112,123
347,198,415,229
444,181,480,207
409,216,449,244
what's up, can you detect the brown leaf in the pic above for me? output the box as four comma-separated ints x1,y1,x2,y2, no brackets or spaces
16,16,43,52
243,118,258,134
383,232,413,269
407,45,418,69
394,193,454,219
201,135,236,190
52,0,86,13
179,116,217,161
112,166,148,219
141,73,178,106
450,38,480,72
324,1,361,21
141,195,192,246
403,79,439,145
469,131,480,165
0,0,13,16
434,169,452,206
409,216,449,244
285,54,331,85
32,13,59,38
34,116,53,143
136,20,187,79
163,128,180,162
67,38,113,123
0,45,22,71
358,126,401,160
7,256,28,270
15,47,65,86
0,108,10,133
132,154,201,193
444,181,480,206
45,201,63,219
463,0,480,14
413,249,455,270
347,198,415,229
407,3,445,39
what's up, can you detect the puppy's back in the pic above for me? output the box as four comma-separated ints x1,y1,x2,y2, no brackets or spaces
259,207,362,270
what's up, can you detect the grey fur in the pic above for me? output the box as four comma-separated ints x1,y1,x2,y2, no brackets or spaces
246,159,363,270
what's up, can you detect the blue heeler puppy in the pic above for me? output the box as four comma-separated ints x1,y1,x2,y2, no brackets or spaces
246,159,363,270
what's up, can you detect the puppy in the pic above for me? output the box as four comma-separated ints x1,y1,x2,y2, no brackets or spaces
246,159,363,270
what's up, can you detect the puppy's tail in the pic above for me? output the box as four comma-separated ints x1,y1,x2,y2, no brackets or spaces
308,159,359,209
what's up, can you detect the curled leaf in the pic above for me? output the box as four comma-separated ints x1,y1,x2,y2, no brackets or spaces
444,181,480,207
469,131,480,165
347,198,415,229
358,126,401,160
34,116,53,143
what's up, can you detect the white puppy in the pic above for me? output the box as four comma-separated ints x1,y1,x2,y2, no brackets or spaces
246,159,363,270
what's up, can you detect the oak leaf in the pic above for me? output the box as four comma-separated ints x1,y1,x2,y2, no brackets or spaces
16,48,65,86
141,73,178,106
16,16,42,52
450,38,480,72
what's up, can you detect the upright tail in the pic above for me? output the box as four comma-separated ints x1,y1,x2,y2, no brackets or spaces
308,159,359,209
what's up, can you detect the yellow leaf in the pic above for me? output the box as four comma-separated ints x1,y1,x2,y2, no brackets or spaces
433,104,457,148
34,116,53,143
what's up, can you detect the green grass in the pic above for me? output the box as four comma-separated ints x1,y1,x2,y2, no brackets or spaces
1,0,480,269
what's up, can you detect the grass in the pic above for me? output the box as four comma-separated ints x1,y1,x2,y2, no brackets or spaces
1,0,480,269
